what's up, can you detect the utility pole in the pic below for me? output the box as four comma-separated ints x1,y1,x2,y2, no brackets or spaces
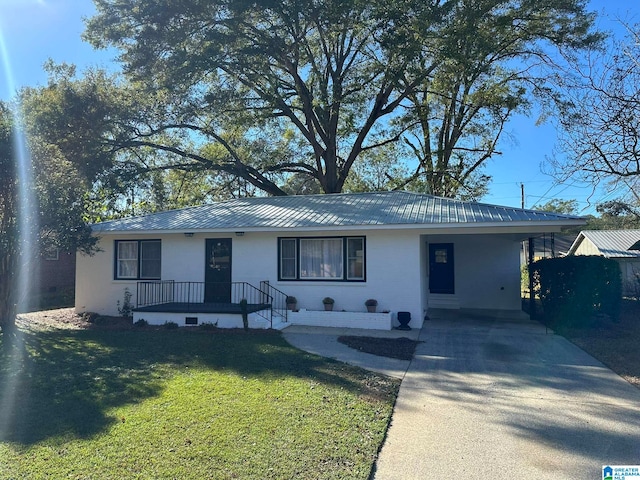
520,182,536,316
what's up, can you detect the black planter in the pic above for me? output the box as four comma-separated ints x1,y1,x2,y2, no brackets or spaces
396,311,411,330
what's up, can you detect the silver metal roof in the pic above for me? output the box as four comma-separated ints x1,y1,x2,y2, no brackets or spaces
568,230,640,258
92,191,584,233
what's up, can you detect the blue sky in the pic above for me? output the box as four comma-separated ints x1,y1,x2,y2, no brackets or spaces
0,0,635,214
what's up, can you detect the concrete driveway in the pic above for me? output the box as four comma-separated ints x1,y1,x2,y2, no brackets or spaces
373,314,640,479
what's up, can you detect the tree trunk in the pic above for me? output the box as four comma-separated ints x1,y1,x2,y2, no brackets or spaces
0,254,18,334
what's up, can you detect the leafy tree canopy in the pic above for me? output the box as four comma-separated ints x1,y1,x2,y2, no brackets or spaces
72,0,602,200
0,101,97,332
538,199,579,215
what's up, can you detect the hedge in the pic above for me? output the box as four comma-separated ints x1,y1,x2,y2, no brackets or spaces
532,256,621,328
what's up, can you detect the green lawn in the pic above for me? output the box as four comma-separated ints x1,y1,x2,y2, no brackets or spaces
0,327,399,479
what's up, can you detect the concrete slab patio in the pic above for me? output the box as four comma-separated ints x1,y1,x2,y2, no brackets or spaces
373,314,640,480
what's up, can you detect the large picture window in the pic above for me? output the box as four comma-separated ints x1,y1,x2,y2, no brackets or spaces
278,237,365,281
115,240,161,280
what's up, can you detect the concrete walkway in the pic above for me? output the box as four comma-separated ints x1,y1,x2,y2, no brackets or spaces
282,315,640,480
282,324,418,379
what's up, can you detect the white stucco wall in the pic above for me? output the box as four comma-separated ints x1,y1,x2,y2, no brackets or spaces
270,229,424,328
162,234,208,283
76,229,425,327
76,229,524,325
132,310,271,329
75,235,138,315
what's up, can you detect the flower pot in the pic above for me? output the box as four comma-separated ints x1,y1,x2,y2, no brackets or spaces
324,303,333,311
396,311,411,330
366,305,377,313
286,303,297,311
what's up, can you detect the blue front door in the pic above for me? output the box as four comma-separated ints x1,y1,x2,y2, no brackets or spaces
429,243,455,294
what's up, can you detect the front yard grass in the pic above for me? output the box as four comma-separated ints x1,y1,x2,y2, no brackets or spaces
0,327,399,479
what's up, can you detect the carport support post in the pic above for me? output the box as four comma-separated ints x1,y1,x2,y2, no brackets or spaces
528,237,536,318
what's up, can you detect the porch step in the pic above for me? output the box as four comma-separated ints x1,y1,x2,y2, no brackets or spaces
428,294,460,310
271,319,289,330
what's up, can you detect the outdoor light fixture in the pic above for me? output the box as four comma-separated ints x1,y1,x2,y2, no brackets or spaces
184,232,194,237
235,231,245,236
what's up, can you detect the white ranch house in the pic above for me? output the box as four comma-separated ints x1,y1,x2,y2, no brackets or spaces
75,191,584,330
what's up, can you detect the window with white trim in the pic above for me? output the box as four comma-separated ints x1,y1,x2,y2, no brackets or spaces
115,240,161,280
278,237,365,281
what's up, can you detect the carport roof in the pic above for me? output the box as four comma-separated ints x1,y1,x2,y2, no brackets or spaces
92,191,584,233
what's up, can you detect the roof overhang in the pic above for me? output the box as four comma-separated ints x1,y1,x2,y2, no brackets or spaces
92,218,585,237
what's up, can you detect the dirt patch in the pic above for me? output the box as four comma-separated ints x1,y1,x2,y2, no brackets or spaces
16,308,131,331
15,308,281,335
561,300,640,389
337,336,421,360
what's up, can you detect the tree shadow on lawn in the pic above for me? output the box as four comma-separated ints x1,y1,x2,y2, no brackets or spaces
0,328,388,446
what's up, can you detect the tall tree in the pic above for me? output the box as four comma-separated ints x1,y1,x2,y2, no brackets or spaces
397,0,601,198
81,0,600,198
0,102,96,333
0,104,20,332
22,63,293,210
84,0,446,195
553,24,640,202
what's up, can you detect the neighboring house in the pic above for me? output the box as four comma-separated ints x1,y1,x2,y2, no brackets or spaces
24,248,77,310
567,229,640,297
75,191,584,329
40,248,76,295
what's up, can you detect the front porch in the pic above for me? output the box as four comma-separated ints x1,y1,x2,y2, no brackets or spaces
132,281,398,330
134,301,271,315
133,281,288,329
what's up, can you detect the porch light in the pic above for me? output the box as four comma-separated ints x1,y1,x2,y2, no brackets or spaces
184,232,194,237
235,232,245,236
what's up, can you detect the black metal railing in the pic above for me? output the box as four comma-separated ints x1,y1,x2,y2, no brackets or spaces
260,280,288,323
136,281,273,326
137,280,176,306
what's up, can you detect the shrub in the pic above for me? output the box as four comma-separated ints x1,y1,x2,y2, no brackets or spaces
365,299,378,307
134,318,148,327
163,321,179,330
532,256,622,328
117,288,133,318
322,297,335,305
286,296,297,304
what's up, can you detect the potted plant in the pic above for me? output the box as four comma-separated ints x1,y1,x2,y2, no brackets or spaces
286,296,298,311
365,298,378,313
322,297,335,311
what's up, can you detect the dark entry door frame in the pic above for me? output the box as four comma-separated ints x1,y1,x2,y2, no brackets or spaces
205,238,232,303
428,243,455,294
